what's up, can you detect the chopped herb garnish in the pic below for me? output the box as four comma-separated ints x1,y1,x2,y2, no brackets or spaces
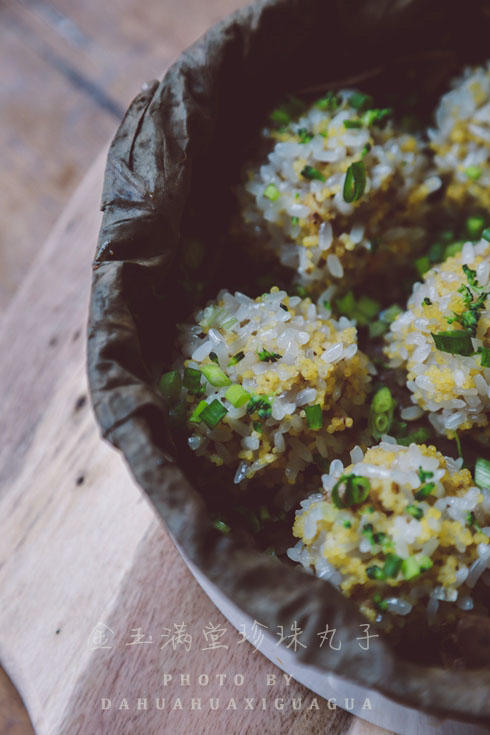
253,420,263,433
200,364,231,387
445,264,489,338
466,215,485,240
258,348,282,362
183,366,205,395
315,91,340,110
480,347,490,367
369,386,394,440
380,304,403,324
189,399,208,423
209,351,219,364
343,160,366,203
402,557,420,580
482,227,490,242
200,399,228,429
349,92,374,112
362,107,392,126
383,553,403,578
264,183,281,201
361,143,372,158
332,474,371,508
406,504,424,520
225,384,251,408
465,165,482,181
344,119,363,129
343,520,352,528
367,565,386,580
228,351,245,366
418,467,434,483
291,216,299,227
297,127,314,143
247,395,272,419
467,511,481,532
301,165,325,182
159,370,182,403
397,427,431,446
415,482,435,501
423,297,432,306
415,255,430,277
475,457,490,490
305,404,323,430
431,330,474,356
373,592,388,611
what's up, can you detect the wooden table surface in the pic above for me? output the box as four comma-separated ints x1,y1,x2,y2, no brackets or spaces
0,2,395,734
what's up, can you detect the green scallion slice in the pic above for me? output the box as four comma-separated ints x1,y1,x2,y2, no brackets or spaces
406,504,424,520
298,127,314,143
301,165,325,182
305,404,323,430
475,457,490,490
371,386,393,414
383,553,403,578
362,107,392,126
227,351,244,366
200,399,228,429
348,92,374,111
415,255,430,277
431,330,474,356
415,482,435,501
209,351,219,364
159,370,182,403
257,348,282,362
480,347,490,367
264,183,281,201
482,227,490,243
225,384,251,408
344,119,363,129
213,519,231,534
183,366,204,395
465,165,482,181
332,474,370,508
343,160,366,203
416,555,433,572
200,364,231,387
367,565,386,580
401,557,420,580
189,399,208,423
466,215,485,239
315,91,340,110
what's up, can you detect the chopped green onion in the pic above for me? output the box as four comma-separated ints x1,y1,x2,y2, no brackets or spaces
264,183,281,201
415,255,430,277
475,457,490,490
467,511,481,532
200,364,231,387
213,519,230,534
343,520,352,528
183,366,204,395
315,91,340,110
225,384,251,408
397,427,431,446
402,557,420,580
247,395,272,419
336,290,356,319
291,216,299,227
209,351,219,364
228,351,245,366
343,160,366,203
466,215,485,239
189,399,208,423
423,297,432,306
301,165,325,182
417,555,433,572
305,404,323,430
349,92,374,111
361,143,372,158
415,482,435,501
418,467,434,483
482,227,490,243
444,241,464,259
270,107,291,126
257,348,282,362
159,370,182,403
371,386,393,414
357,295,380,320
380,304,403,324
332,474,371,508
362,107,392,126
253,420,262,433
368,321,387,338
344,119,363,129
297,127,314,143
373,592,388,611
480,347,490,367
383,553,403,578
367,565,386,580
200,399,228,429
431,330,474,356
465,165,482,181
406,504,424,520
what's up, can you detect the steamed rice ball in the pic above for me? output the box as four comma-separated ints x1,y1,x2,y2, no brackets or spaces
385,239,490,436
288,441,490,625
429,63,490,210
242,89,438,289
171,288,372,485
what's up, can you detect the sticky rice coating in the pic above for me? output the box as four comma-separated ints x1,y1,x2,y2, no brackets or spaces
288,441,490,627
177,288,372,485
429,63,490,210
242,89,438,290
385,239,490,436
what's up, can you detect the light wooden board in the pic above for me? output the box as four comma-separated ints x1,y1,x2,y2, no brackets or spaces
0,154,395,735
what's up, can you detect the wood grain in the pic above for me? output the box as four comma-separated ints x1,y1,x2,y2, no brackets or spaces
0,154,394,735
0,0,246,313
